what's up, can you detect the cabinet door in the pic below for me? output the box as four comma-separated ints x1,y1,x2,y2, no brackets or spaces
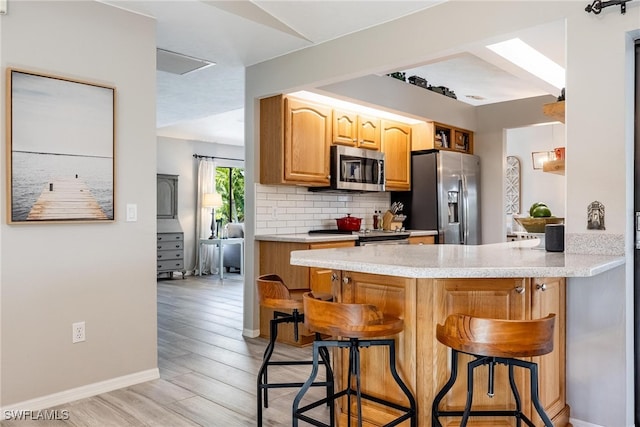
433,278,528,427
309,241,355,294
157,174,178,219
284,97,331,185
382,120,411,191
357,115,381,150
411,121,435,151
531,277,567,424
332,109,358,147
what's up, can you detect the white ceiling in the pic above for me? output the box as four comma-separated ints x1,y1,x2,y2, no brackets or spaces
103,1,565,146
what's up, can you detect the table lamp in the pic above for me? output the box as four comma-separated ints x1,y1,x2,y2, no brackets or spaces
202,192,223,239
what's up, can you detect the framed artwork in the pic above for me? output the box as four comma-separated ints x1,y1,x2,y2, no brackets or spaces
531,151,555,170
6,69,115,223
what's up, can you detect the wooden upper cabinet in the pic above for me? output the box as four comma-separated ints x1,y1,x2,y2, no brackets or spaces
332,110,381,150
260,95,331,186
332,109,358,147
411,121,435,151
382,120,411,191
357,115,381,150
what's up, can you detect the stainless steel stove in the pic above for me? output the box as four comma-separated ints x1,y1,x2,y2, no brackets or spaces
308,229,410,246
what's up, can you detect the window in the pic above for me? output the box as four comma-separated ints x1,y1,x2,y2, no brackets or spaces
215,166,244,226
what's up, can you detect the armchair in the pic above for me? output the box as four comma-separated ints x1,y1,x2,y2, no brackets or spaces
223,223,244,273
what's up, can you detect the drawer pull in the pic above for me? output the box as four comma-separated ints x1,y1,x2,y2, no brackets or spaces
536,283,547,291
515,285,525,294
343,276,351,284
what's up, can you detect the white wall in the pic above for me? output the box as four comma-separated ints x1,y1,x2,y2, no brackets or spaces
246,2,638,425
0,2,157,407
157,136,244,274
506,123,566,232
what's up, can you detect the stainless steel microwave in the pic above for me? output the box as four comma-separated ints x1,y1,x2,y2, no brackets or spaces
328,145,385,192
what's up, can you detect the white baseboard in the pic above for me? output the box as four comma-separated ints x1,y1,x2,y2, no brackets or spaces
1,368,159,412
569,418,605,427
243,328,260,338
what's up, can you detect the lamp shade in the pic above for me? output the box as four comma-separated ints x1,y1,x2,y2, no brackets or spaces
202,192,223,208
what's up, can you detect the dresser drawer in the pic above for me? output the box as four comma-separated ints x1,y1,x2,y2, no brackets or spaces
157,233,183,242
157,240,184,251
157,249,183,261
157,259,185,271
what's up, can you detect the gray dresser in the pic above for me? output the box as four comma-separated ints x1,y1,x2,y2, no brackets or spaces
157,174,186,279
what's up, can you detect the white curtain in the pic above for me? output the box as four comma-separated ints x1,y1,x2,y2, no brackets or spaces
196,159,217,275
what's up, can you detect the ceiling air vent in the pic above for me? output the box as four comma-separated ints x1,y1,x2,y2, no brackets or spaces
156,48,215,75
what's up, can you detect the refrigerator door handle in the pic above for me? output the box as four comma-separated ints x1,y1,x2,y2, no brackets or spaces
461,175,469,245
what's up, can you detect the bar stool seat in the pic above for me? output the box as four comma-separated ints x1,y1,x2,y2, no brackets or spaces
432,313,556,427
293,292,416,427
256,274,333,426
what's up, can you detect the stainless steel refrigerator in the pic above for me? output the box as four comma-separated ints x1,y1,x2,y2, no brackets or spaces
392,149,481,244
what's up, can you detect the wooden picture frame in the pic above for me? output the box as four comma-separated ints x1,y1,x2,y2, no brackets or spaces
6,69,115,223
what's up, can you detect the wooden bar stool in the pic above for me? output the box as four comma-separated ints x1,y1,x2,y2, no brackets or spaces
293,292,416,427
256,274,334,426
432,313,556,427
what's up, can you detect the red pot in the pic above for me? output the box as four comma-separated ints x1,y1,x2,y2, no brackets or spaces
336,214,362,231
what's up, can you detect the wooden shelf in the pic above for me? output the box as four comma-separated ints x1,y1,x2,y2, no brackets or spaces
542,101,565,123
543,159,565,175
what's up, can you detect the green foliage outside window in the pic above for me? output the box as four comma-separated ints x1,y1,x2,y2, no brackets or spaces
215,167,244,225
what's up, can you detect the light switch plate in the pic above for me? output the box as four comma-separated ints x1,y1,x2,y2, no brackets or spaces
126,204,137,222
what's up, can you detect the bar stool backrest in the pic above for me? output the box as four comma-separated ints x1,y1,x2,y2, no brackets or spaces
302,292,403,338
257,274,303,310
436,313,556,358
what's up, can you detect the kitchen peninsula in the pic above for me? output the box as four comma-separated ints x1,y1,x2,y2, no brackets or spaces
290,240,624,426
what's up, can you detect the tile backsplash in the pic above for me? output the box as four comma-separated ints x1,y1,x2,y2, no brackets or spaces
255,184,391,235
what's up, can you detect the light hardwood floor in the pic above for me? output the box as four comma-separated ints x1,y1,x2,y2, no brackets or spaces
4,274,328,426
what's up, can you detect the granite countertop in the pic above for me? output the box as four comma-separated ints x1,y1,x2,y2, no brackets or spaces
290,239,625,278
255,229,437,243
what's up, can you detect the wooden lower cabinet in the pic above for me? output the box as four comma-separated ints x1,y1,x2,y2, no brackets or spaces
258,240,355,346
330,272,568,426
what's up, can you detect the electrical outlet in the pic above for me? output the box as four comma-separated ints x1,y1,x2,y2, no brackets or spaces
72,321,85,343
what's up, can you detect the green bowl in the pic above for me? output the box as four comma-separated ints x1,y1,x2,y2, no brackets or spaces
514,217,564,234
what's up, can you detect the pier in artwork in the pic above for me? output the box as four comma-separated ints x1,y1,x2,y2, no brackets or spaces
27,176,108,220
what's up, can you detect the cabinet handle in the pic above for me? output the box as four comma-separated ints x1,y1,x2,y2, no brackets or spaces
158,255,163,258
331,272,339,282
536,283,548,291
343,276,351,284
515,285,525,294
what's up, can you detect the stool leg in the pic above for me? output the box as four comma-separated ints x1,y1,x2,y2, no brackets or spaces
316,332,335,412
292,341,323,427
257,315,280,426
461,357,487,426
528,362,554,427
432,349,460,427
385,338,417,427
351,340,363,427
508,363,523,427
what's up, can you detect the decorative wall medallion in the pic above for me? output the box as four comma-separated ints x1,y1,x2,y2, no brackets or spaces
587,201,605,230
505,156,521,214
